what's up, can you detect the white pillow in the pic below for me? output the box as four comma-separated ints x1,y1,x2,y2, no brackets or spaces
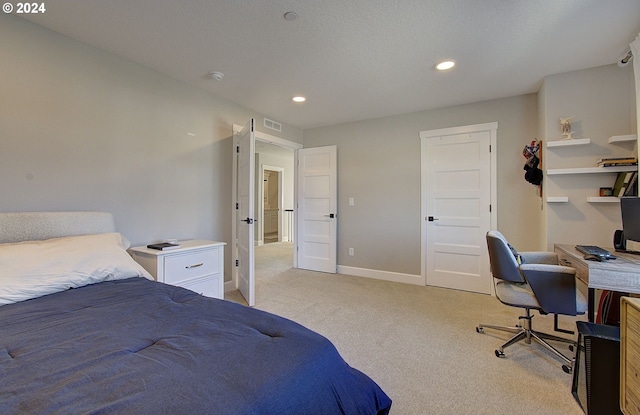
0,232,153,305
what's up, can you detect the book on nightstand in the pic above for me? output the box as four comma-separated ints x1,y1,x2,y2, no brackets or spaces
146,242,180,251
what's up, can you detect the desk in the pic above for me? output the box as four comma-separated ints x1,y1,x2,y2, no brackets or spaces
554,244,640,322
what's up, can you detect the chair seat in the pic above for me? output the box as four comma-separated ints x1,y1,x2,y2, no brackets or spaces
494,278,540,309
495,278,588,315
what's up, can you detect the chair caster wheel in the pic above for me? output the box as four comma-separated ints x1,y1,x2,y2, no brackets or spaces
562,364,572,374
495,350,505,358
476,327,484,334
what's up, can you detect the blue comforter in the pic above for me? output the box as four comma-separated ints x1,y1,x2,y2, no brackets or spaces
0,278,391,414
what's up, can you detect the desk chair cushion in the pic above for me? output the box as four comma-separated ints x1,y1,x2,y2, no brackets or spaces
494,278,540,309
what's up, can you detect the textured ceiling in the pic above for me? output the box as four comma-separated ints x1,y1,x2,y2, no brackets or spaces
20,0,640,129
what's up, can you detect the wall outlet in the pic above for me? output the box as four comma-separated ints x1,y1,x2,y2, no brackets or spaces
348,247,354,256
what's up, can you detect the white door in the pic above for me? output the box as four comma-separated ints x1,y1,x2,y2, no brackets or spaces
236,119,255,306
420,123,496,294
296,146,337,273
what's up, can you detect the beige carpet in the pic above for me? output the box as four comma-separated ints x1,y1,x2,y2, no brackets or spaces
225,242,586,415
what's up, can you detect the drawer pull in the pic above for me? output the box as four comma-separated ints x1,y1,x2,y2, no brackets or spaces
560,259,572,266
186,263,204,269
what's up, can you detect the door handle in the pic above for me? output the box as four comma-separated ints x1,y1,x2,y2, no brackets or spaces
241,218,254,224
324,213,335,218
427,216,439,221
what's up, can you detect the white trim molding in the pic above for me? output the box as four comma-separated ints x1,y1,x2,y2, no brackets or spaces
337,265,423,285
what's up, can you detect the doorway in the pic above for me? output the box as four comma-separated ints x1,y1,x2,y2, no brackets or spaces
255,143,293,248
262,169,280,244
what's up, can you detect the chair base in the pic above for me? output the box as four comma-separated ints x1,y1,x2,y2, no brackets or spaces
476,310,575,372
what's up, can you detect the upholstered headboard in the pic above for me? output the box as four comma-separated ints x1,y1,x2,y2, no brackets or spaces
0,212,115,244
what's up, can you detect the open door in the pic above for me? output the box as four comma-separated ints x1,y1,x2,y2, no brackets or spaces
296,145,337,273
235,119,255,306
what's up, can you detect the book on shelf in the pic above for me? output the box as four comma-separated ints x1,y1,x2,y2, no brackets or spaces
146,242,180,251
597,157,638,167
613,171,635,197
624,172,638,196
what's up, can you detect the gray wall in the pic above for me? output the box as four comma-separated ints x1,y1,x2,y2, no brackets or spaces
540,64,637,249
0,15,302,282
3,13,636,285
303,94,541,276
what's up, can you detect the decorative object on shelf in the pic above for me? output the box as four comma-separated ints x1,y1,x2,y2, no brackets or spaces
560,116,574,139
599,187,614,197
522,139,543,186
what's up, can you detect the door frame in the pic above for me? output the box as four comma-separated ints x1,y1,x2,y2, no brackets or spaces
419,122,498,290
231,124,302,293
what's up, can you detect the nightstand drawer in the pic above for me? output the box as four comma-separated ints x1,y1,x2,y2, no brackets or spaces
163,249,218,284
178,274,223,299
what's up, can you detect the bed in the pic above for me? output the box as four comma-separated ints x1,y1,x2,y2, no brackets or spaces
0,212,391,415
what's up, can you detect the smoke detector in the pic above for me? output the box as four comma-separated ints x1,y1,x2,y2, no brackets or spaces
209,71,224,81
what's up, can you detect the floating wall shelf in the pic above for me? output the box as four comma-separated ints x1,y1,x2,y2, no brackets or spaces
587,197,620,203
546,166,637,175
546,138,591,148
608,135,637,143
546,197,569,203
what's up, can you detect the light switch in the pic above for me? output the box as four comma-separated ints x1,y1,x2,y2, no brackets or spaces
348,197,355,206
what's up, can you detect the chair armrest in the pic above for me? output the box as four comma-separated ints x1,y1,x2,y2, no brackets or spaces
519,264,579,315
519,251,558,265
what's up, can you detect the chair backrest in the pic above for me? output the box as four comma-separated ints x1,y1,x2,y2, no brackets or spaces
486,230,525,283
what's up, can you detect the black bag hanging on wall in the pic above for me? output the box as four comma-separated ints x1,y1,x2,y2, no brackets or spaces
524,155,543,185
522,140,543,186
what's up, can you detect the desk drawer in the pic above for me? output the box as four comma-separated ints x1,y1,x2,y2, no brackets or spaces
163,249,218,284
557,250,589,284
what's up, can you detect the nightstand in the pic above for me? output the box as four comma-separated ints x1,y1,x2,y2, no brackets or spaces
129,240,225,299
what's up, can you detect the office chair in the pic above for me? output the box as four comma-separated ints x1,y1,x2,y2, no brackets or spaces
476,230,587,372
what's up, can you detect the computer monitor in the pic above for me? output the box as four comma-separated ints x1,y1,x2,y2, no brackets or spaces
620,197,640,254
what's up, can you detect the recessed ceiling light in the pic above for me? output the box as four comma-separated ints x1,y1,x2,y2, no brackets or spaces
435,60,456,71
292,96,306,103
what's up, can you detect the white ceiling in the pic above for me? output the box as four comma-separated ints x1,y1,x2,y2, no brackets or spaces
20,0,640,130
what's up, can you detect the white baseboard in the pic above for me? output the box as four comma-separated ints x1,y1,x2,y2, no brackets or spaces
224,280,237,292
225,266,423,293
337,265,424,286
